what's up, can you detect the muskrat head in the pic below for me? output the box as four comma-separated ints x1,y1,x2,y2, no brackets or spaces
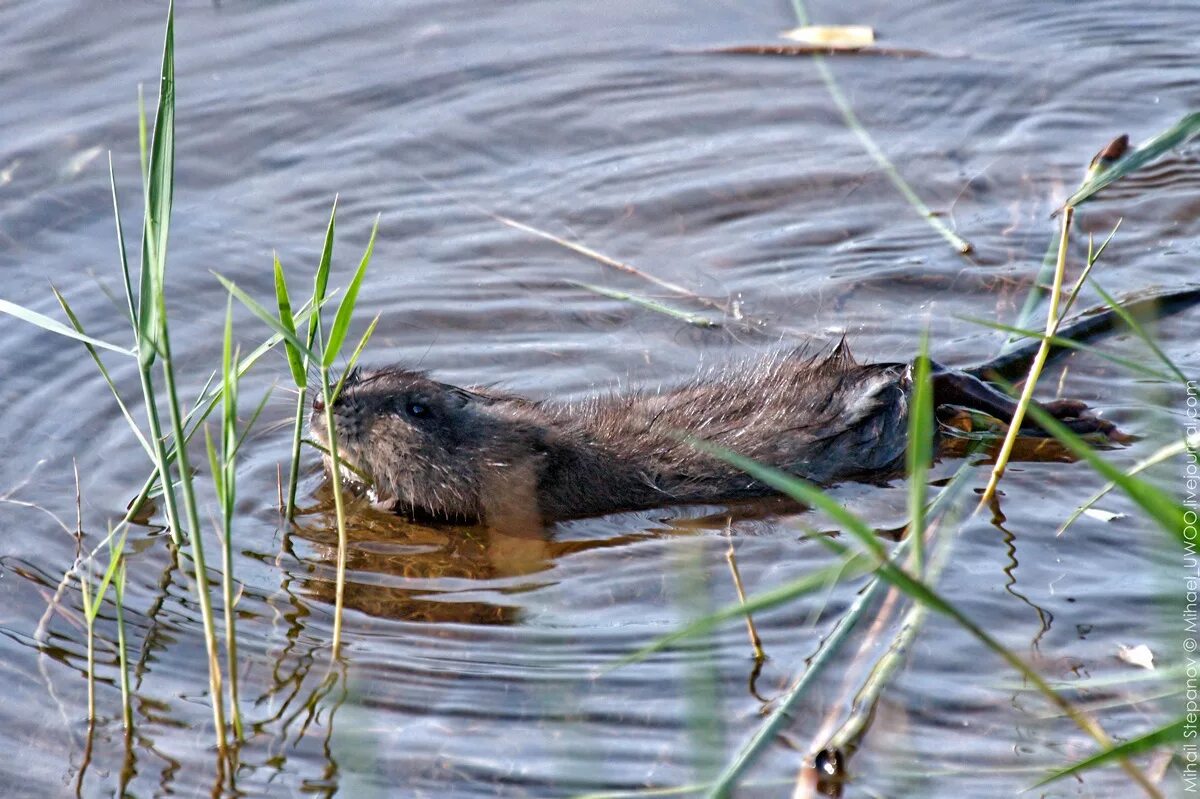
309,366,522,521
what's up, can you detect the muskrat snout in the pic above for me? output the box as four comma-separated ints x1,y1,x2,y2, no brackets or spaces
312,395,325,413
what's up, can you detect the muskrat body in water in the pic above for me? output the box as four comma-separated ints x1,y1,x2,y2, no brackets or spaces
309,341,1116,525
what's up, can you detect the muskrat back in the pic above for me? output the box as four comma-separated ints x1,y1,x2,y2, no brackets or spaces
310,342,1113,525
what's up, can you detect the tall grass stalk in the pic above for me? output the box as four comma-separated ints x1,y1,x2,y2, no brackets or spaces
279,202,337,521
222,211,379,657
114,559,132,733
204,297,253,741
130,3,228,753
979,206,1074,504
79,529,127,722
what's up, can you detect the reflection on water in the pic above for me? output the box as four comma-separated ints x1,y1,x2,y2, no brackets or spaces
0,0,1197,796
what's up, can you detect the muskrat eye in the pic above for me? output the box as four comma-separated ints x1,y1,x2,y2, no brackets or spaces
405,401,428,419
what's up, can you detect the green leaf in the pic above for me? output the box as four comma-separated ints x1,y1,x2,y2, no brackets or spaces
52,287,153,458
221,295,237,443
323,214,380,368
1062,112,1200,210
960,315,1175,384
569,281,720,328
1021,401,1187,543
1030,717,1185,788
1088,278,1189,385
137,3,175,361
906,334,933,574
273,254,307,388
205,424,224,508
309,199,338,348
86,528,129,623
232,387,274,460
213,273,321,365
331,313,380,402
107,154,140,337
0,299,134,357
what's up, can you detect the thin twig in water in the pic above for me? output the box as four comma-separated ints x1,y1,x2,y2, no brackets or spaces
786,0,973,255
723,521,765,663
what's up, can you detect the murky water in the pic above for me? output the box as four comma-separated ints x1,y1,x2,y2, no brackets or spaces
1,1,1197,796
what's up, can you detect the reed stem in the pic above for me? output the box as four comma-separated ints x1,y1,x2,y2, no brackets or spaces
980,206,1074,504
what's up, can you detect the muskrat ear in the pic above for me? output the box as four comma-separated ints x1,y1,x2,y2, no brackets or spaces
444,386,474,409
825,337,857,369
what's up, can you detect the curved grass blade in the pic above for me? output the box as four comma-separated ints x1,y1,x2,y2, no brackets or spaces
1088,278,1189,385
137,3,176,362
569,281,720,328
274,254,306,388
51,288,153,459
0,299,134,357
907,334,933,574
960,315,1175,384
310,199,337,348
323,214,379,368
214,273,321,365
1058,434,1199,536
1061,112,1200,211
1020,400,1187,542
331,312,381,403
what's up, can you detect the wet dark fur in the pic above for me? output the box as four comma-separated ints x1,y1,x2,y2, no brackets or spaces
314,344,962,524
310,286,1199,525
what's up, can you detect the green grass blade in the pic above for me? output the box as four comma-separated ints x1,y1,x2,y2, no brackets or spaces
0,299,134,357
107,153,140,333
204,424,224,508
310,199,338,348
1030,717,1184,789
1058,434,1198,536
51,288,153,459
689,441,1152,796
87,529,129,623
685,441,887,561
569,281,720,328
137,4,176,362
221,297,237,449
273,254,306,387
906,335,933,574
1062,112,1200,210
1088,279,1189,385
323,215,379,368
960,315,1176,383
231,387,273,459
214,273,322,364
145,7,174,294
331,313,380,402
1021,401,1187,542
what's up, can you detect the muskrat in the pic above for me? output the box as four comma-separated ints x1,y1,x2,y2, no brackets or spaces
308,291,1183,526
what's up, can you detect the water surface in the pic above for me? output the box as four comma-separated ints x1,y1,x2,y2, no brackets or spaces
1,0,1197,796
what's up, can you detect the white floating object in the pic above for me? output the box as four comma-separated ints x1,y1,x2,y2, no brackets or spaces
1083,508,1126,522
1118,644,1155,670
780,25,875,48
